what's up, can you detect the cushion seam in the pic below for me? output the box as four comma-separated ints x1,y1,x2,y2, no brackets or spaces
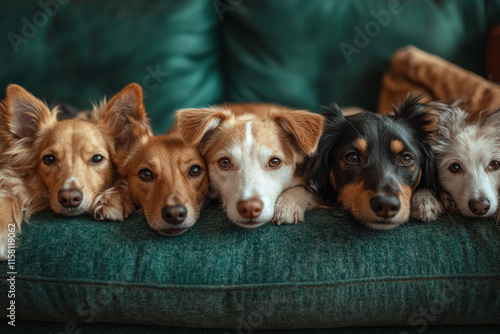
2,274,499,291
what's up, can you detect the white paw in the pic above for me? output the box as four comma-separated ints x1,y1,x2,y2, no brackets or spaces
91,187,135,221
410,189,443,222
272,198,305,225
272,187,310,225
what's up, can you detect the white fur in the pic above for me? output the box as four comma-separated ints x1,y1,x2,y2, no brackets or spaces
433,108,500,218
245,121,254,147
210,122,297,228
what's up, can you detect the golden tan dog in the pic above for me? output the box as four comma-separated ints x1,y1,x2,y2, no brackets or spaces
0,83,148,260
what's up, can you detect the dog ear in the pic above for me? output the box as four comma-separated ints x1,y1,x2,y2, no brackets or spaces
270,108,324,156
431,104,468,140
303,104,344,203
175,107,232,147
1,84,56,141
394,95,441,194
96,83,151,161
393,94,439,142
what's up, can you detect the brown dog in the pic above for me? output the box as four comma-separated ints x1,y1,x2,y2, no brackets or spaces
113,121,209,235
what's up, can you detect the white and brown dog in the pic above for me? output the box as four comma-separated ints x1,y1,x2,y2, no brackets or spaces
175,103,324,228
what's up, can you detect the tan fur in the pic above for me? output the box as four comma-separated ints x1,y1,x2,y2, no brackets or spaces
414,169,422,190
338,181,412,226
355,138,368,153
329,170,337,189
0,84,147,260
390,139,404,155
398,183,412,222
115,133,208,234
338,182,375,220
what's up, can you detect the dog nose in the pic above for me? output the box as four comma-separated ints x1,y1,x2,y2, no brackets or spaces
58,189,83,208
162,205,187,225
468,199,490,215
370,195,400,219
237,199,263,219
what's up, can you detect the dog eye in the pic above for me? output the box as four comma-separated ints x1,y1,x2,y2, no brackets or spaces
268,157,281,168
138,169,154,182
449,163,462,173
400,154,414,165
42,155,56,165
489,161,500,170
218,158,231,169
188,165,203,177
344,153,360,164
91,154,104,163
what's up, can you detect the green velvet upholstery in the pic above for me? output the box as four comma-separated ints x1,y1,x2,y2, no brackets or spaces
0,0,500,331
0,0,222,132
0,207,499,329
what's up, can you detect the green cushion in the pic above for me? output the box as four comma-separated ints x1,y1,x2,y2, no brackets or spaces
0,0,222,133
222,0,500,112
1,206,499,328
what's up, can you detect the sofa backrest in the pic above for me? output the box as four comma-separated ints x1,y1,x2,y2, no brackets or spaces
1,0,499,133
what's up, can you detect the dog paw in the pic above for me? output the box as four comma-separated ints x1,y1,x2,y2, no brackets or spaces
272,186,311,225
91,185,135,221
410,189,443,222
272,199,304,225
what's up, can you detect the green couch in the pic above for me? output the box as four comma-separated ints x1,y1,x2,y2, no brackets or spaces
1,1,499,332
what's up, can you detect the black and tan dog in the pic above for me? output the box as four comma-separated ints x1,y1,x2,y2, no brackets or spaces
304,96,441,230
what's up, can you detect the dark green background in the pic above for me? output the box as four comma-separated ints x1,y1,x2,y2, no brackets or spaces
0,0,499,331
1,0,499,133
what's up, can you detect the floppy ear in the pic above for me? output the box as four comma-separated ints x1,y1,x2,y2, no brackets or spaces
303,104,344,203
1,84,56,141
175,107,232,147
394,95,440,194
269,108,324,156
96,83,152,164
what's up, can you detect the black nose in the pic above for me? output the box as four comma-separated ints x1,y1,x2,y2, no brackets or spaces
468,199,490,215
161,205,187,225
370,195,400,219
58,189,83,208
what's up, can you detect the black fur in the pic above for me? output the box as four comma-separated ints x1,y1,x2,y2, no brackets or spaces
304,95,439,209
303,103,345,203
